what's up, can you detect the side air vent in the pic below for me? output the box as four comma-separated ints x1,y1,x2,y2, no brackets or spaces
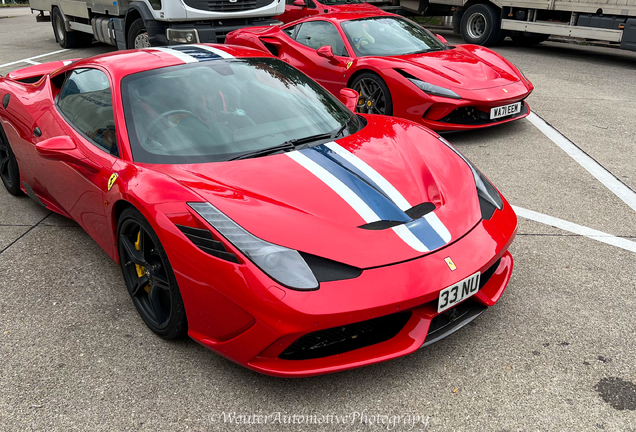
260,39,279,57
176,224,239,264
358,202,436,230
299,252,362,282
15,76,44,84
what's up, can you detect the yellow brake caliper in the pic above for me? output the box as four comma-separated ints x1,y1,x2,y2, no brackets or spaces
134,231,150,293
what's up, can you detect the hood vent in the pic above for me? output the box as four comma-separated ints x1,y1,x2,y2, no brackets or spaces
358,202,436,230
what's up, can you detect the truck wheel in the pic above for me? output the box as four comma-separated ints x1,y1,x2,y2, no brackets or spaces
460,4,504,46
510,32,551,45
52,8,93,49
128,18,151,49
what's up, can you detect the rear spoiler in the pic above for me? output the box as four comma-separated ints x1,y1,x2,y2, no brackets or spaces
5,59,80,84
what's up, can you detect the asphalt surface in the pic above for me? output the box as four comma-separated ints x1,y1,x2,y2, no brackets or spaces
1,9,636,431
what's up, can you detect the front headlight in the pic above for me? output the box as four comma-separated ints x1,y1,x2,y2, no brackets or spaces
407,78,461,100
438,137,503,219
188,202,319,290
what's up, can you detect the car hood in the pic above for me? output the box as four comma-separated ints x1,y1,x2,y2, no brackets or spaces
393,45,521,91
155,117,482,268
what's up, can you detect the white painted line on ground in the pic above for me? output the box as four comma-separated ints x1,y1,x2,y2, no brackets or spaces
0,48,69,69
513,205,636,253
527,111,636,212
24,60,40,65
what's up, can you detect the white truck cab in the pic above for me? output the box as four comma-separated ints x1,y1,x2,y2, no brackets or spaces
29,0,285,49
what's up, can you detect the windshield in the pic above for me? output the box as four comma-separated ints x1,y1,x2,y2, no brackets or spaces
121,58,355,164
341,17,447,57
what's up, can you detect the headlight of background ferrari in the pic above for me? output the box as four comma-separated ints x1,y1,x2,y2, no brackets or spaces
438,137,503,219
189,202,319,290
407,78,461,100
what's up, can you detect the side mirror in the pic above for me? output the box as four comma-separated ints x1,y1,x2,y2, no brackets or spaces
339,88,359,112
435,34,448,44
293,0,306,6
35,136,99,171
316,45,335,60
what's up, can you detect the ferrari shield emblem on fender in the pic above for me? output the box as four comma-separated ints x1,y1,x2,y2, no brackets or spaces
444,257,456,271
346,61,353,70
107,173,118,191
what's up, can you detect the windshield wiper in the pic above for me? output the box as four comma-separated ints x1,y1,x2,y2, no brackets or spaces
228,132,333,161
332,114,357,139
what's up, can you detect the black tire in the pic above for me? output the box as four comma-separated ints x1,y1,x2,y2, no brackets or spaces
460,3,504,46
350,72,393,116
51,7,93,49
127,18,150,49
510,32,551,46
0,125,23,196
117,207,187,339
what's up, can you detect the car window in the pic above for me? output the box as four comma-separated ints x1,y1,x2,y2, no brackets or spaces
121,58,358,164
341,16,447,57
57,68,118,156
295,21,349,56
283,25,297,37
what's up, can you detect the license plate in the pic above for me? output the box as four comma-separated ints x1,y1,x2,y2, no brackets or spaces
437,272,481,313
490,102,521,120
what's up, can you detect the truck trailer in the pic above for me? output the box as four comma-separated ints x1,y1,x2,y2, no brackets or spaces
28,0,285,49
368,0,636,51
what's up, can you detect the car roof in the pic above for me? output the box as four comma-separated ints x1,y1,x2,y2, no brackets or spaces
64,44,273,80
292,10,398,24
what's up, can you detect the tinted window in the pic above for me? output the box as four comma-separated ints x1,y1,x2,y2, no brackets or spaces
341,17,446,57
57,68,118,156
283,25,297,37
121,58,357,164
295,21,348,56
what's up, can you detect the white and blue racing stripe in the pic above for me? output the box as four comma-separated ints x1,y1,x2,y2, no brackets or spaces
288,143,452,253
148,45,234,63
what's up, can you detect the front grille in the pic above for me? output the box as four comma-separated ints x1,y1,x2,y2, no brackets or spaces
280,312,412,360
423,300,486,346
183,0,266,12
438,102,528,125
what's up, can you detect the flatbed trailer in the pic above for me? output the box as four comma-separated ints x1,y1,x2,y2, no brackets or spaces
369,0,636,51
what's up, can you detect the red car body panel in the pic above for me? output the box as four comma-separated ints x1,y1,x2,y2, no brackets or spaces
226,12,534,131
0,44,517,377
277,0,382,24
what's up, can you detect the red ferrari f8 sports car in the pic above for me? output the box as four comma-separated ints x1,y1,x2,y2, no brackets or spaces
226,12,534,132
0,44,516,377
277,0,381,24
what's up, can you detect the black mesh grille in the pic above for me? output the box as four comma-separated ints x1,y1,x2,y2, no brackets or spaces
439,102,528,125
280,312,412,360
182,0,267,12
176,225,239,263
299,252,362,282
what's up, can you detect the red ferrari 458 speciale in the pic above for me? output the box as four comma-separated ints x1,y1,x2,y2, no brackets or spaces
226,12,534,131
0,44,516,377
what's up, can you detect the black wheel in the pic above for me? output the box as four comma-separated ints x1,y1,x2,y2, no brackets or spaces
0,126,23,196
460,4,504,46
510,32,551,45
51,7,93,49
127,18,150,49
351,72,393,116
118,207,187,339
